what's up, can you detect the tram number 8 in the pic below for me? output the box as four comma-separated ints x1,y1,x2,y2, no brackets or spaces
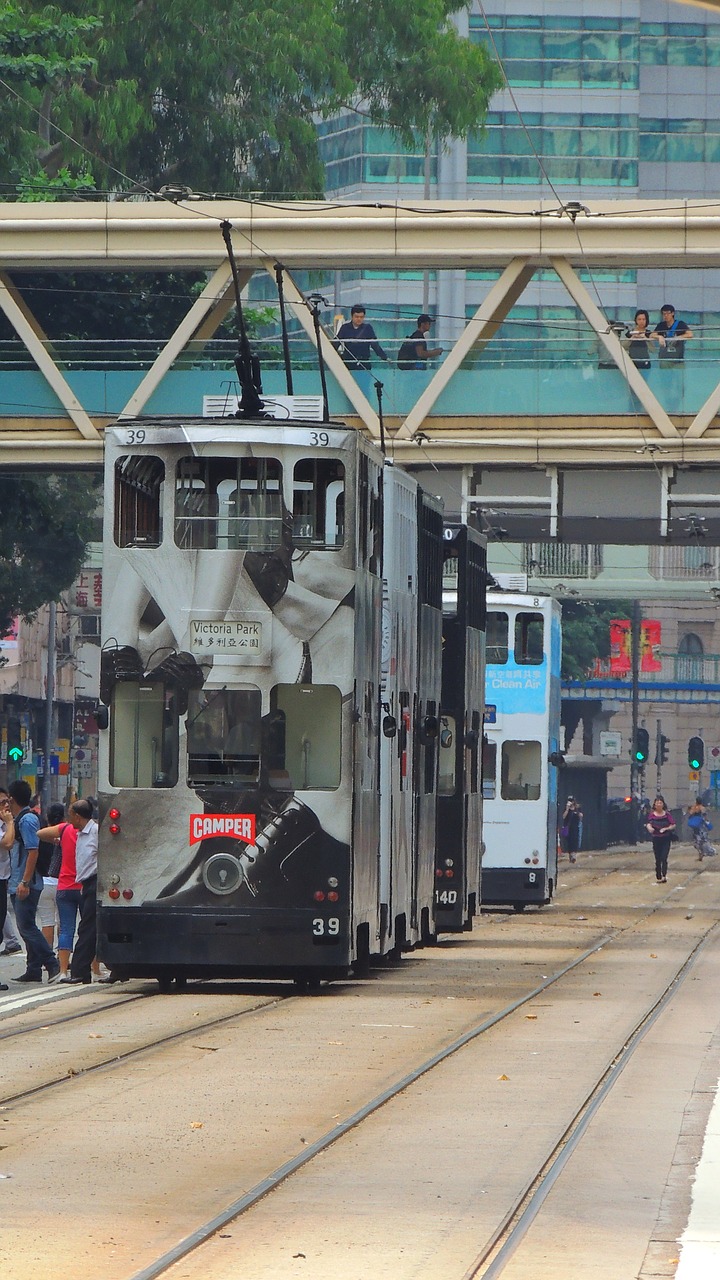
435,889,458,906
312,917,340,936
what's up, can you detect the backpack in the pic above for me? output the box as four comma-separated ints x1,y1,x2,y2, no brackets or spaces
14,806,43,882
397,337,419,370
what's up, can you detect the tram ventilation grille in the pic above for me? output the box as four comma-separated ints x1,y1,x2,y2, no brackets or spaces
203,394,325,421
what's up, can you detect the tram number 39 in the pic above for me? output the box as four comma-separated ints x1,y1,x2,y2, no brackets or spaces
435,889,458,906
312,917,340,936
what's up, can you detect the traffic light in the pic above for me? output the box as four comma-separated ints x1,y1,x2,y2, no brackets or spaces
688,736,705,770
7,745,23,763
633,728,650,765
655,734,670,767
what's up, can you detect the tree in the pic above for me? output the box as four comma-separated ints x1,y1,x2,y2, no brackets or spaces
561,599,633,682
1,0,502,195
0,473,99,638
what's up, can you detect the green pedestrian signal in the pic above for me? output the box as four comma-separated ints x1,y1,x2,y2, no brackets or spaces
8,745,23,763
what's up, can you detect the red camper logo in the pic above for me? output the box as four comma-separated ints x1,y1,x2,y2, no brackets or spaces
189,814,256,844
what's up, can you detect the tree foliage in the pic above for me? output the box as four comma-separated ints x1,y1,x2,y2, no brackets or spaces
0,473,99,637
0,0,502,195
561,599,633,682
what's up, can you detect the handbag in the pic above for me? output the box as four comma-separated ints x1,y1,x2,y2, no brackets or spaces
47,822,68,878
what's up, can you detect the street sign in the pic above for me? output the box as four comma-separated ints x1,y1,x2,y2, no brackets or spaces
689,770,700,782
600,731,622,757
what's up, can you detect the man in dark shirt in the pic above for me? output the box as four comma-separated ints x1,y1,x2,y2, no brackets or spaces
652,303,693,361
334,305,389,371
397,314,443,370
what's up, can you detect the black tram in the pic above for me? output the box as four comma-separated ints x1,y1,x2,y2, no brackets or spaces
434,524,487,931
95,417,454,986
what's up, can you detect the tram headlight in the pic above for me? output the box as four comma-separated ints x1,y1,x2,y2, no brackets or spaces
444,858,454,868
327,877,339,887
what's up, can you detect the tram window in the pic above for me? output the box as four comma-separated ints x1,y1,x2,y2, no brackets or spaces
469,708,481,794
486,611,509,664
438,714,456,795
482,739,497,800
110,682,178,788
501,740,541,801
271,685,341,790
175,456,284,551
114,455,164,548
292,459,345,548
187,687,261,787
358,454,382,576
514,612,544,665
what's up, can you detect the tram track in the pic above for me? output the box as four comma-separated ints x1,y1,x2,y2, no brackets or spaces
1,861,698,1116
463,921,719,1278
123,889,714,1280
0,989,293,1109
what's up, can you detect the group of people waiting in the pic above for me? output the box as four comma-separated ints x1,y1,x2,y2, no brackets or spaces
624,304,692,368
0,781,100,990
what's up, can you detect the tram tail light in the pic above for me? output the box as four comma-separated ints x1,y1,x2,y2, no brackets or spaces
109,823,121,835
108,887,120,900
109,807,120,819
122,888,134,900
444,869,454,878
327,891,339,902
313,890,326,902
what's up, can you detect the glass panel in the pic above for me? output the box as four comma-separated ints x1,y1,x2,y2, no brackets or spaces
438,714,457,796
486,611,509,664
667,36,705,66
292,458,345,548
514,612,544,665
110,682,178,788
271,685,342,790
482,739,497,800
501,740,542,801
186,688,262,787
114,455,164,549
175,457,284,551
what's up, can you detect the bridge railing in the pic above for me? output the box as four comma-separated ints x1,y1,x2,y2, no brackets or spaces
2,332,720,419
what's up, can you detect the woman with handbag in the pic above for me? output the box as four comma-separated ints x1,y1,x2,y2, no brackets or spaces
646,796,676,883
37,808,80,981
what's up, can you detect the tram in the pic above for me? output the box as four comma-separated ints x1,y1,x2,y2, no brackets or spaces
434,524,487,931
481,591,562,911
95,415,449,985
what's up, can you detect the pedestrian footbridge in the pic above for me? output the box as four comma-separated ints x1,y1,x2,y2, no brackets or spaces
4,199,720,545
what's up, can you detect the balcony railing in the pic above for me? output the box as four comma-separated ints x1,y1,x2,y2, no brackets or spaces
588,653,720,685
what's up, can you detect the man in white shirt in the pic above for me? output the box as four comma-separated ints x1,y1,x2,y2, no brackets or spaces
68,800,99,985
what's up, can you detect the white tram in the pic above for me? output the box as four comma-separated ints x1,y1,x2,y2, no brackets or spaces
95,416,448,985
481,592,562,911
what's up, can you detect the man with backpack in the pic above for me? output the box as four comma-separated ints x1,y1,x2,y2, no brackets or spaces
7,780,60,983
397,314,443,370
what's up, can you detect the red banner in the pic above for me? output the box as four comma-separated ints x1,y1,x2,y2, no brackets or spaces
640,619,662,671
609,619,631,673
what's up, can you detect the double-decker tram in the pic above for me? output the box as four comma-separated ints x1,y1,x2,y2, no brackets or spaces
481,592,562,912
96,415,449,986
434,524,487,931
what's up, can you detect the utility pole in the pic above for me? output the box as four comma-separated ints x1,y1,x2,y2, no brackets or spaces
655,717,662,795
630,598,641,842
41,600,56,816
